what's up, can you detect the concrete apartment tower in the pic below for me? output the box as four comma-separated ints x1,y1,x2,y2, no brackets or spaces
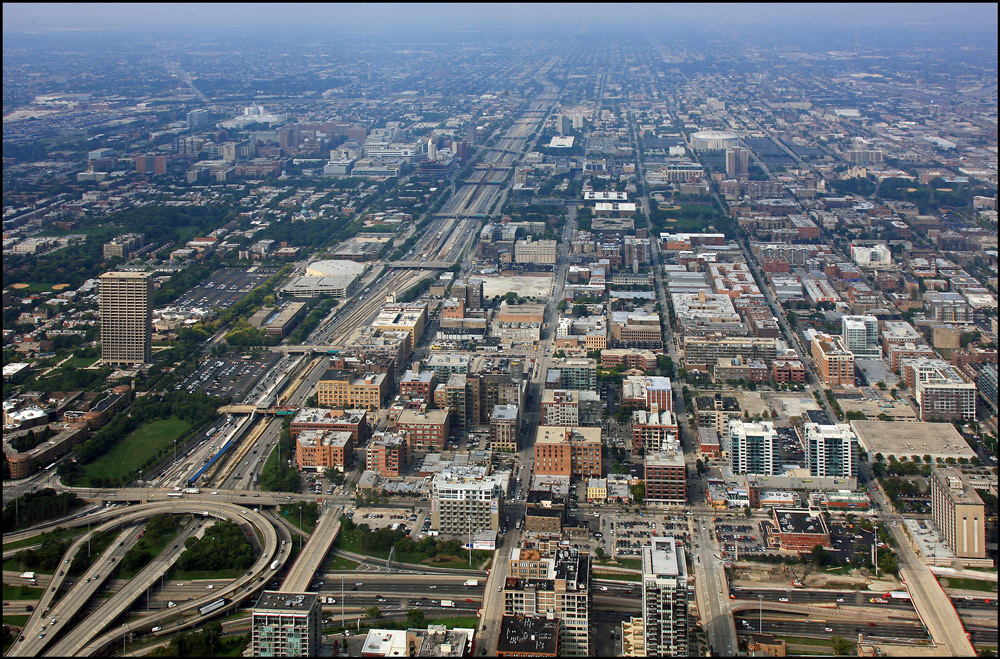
99,271,152,366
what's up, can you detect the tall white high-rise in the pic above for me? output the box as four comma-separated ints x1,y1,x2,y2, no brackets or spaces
726,420,780,475
642,537,688,656
427,137,437,161
804,423,856,478
99,271,152,366
842,314,881,358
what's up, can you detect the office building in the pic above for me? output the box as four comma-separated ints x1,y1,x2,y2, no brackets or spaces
727,420,779,476
547,357,597,392
803,423,856,478
725,146,749,178
534,426,602,478
772,509,831,553
514,238,558,266
541,389,601,427
809,331,855,388
316,369,387,411
365,431,411,478
396,407,450,451
251,591,321,657
103,233,144,259
372,300,428,343
490,404,520,452
902,358,977,422
295,429,353,472
644,438,686,505
289,408,368,442
99,271,153,366
186,108,210,130
641,537,689,656
608,311,663,350
842,315,882,359
682,336,777,368
930,468,986,559
631,408,679,454
431,466,504,535
502,547,591,656
497,615,560,657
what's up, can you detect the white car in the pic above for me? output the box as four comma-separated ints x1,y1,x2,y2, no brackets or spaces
778,597,788,602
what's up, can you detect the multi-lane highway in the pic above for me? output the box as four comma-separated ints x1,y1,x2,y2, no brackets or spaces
8,500,282,657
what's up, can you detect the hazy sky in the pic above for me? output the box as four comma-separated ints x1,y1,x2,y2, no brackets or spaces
3,3,997,35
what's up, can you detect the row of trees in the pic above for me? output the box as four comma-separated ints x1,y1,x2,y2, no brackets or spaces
260,419,299,493
2,489,82,532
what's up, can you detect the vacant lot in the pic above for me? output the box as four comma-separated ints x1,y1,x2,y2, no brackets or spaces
80,416,191,484
479,275,553,299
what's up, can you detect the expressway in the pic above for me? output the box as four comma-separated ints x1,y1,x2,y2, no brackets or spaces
8,500,282,657
43,519,204,657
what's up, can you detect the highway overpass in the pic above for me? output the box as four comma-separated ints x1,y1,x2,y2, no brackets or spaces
280,506,342,593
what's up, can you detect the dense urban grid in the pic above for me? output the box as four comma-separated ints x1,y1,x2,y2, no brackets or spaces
2,7,998,658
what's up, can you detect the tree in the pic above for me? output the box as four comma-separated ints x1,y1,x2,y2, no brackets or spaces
877,547,898,574
366,606,383,619
573,303,588,317
630,482,645,504
744,506,752,517
405,608,426,628
831,636,852,655
595,546,605,558
695,459,706,475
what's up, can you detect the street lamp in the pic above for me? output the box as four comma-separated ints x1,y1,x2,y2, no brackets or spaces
758,594,763,633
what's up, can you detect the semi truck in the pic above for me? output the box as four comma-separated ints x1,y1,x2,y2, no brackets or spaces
440,600,455,608
183,487,200,494
464,579,479,588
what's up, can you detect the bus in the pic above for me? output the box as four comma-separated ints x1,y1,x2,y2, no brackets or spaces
44,462,56,471
198,598,228,616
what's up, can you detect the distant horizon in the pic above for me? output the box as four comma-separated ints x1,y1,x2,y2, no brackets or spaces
3,2,997,36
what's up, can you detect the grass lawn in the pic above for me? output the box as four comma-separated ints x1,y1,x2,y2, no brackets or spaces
3,615,30,626
593,571,641,582
2,584,44,600
595,557,642,570
3,526,82,551
65,355,100,368
426,616,478,628
80,416,191,485
113,527,182,581
941,577,998,593
3,554,60,574
336,529,490,569
773,636,835,647
321,554,360,571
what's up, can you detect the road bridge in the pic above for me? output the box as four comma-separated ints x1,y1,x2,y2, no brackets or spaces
280,506,342,593
10,501,281,657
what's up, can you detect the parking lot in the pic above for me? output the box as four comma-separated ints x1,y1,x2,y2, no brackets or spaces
591,513,693,557
173,267,277,311
774,427,805,466
178,352,281,400
716,519,769,557
345,506,431,539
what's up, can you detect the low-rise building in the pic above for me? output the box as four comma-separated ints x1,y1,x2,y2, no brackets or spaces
534,426,602,479
295,429,353,472
395,407,450,451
